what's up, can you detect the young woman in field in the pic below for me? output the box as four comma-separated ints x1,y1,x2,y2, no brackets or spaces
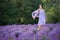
32,4,46,30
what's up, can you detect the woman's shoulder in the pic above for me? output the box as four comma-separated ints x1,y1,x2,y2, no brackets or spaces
41,9,45,12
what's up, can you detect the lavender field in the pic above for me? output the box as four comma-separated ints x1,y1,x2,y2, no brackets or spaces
0,24,60,40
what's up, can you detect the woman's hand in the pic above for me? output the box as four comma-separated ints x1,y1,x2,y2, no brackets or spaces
36,16,39,18
32,16,35,20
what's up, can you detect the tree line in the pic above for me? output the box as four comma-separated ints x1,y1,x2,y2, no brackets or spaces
0,0,60,25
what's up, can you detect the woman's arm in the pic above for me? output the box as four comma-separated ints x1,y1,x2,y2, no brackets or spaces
36,9,40,17
32,9,39,19
32,11,36,20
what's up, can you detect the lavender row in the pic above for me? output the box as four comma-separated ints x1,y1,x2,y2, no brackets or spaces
0,24,60,40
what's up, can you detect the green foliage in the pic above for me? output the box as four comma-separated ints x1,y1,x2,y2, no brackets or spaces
0,0,60,25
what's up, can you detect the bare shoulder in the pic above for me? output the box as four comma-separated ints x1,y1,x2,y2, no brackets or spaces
42,9,45,12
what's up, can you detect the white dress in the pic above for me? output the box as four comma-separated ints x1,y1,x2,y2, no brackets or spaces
38,9,46,25
32,9,46,25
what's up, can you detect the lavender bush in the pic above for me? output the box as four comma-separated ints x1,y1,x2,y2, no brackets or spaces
0,24,60,40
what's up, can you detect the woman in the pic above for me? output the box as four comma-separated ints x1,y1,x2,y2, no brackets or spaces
32,4,46,30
